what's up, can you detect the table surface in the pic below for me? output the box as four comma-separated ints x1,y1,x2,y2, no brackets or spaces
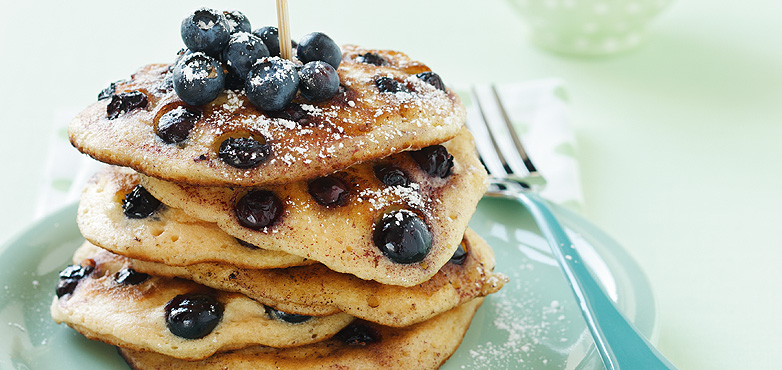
1,1,780,369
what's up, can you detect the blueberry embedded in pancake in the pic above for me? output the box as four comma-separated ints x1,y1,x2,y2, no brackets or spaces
373,209,433,265
55,263,94,298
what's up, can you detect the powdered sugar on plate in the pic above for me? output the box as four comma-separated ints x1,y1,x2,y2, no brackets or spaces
458,268,575,369
446,222,606,369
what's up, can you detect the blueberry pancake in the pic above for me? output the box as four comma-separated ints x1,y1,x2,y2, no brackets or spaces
78,166,311,269
140,127,487,287
68,47,465,187
51,242,354,361
119,298,483,370
112,228,505,327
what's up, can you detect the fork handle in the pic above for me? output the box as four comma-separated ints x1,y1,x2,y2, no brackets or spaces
507,190,678,370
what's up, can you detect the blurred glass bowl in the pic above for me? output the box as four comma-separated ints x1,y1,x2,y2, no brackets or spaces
508,0,673,56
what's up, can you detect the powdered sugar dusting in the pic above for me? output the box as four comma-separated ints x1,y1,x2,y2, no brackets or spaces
231,31,252,43
356,183,425,213
249,56,298,86
7,322,26,332
181,52,212,82
455,265,582,369
221,90,244,112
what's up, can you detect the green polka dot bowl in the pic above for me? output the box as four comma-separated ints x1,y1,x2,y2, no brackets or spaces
508,0,673,56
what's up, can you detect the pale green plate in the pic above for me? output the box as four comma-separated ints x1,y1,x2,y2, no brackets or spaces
0,198,655,369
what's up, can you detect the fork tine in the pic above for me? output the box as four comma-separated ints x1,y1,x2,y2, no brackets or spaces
466,86,509,177
471,85,531,178
490,85,539,176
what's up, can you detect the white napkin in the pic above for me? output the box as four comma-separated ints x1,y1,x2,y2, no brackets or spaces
34,108,104,218
459,79,583,211
34,79,583,218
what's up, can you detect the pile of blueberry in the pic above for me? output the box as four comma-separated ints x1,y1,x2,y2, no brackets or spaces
173,8,342,111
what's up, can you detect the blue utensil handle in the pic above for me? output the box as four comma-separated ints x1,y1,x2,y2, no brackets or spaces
513,191,679,370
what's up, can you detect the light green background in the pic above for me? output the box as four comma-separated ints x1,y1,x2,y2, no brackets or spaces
1,1,780,369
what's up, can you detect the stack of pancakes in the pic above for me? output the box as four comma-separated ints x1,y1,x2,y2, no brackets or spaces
53,45,507,370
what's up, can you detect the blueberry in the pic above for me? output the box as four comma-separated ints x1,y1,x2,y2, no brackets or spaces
122,185,162,219
156,106,201,144
224,69,245,91
234,190,283,230
265,306,312,324
172,52,225,106
335,323,381,346
449,243,467,265
114,268,150,285
58,263,94,281
308,176,350,207
245,57,299,111
222,10,251,34
106,91,148,119
410,145,453,178
375,77,409,94
180,8,231,57
165,293,223,339
267,103,312,126
55,279,80,298
297,32,341,69
373,165,409,187
218,136,271,168
157,74,175,93
55,264,94,298
222,32,270,81
173,48,194,65
98,84,115,100
415,71,446,91
355,52,386,66
298,61,339,102
98,80,124,100
373,210,432,264
253,26,280,57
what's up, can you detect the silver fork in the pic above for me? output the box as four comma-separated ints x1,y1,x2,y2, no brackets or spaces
467,85,679,370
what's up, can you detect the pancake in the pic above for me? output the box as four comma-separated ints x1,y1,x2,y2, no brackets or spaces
78,165,311,269
124,228,506,327
119,298,483,370
68,46,465,187
51,242,354,361
140,127,487,286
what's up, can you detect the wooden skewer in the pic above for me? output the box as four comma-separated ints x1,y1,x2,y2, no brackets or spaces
276,0,292,60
